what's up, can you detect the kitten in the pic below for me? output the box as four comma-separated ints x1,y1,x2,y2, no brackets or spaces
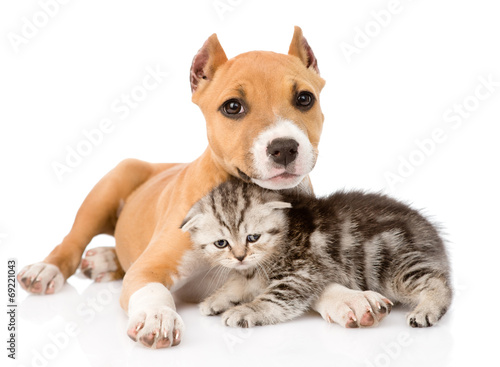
180,179,452,328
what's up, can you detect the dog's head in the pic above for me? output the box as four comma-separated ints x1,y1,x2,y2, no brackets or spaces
190,26,325,190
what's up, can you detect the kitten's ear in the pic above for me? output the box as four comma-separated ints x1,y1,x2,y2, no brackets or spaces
180,213,202,233
263,201,292,211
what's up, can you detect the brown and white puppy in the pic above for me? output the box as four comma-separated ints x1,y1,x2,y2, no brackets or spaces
17,26,325,349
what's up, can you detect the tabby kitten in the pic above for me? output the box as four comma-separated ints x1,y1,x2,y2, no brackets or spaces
181,180,452,329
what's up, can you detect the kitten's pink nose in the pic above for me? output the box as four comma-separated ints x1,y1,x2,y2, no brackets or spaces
235,255,245,262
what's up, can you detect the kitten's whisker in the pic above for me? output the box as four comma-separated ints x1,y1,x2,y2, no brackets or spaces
204,265,224,298
211,266,226,294
256,266,266,283
211,265,231,294
256,261,270,282
259,258,273,275
198,264,219,287
198,264,223,297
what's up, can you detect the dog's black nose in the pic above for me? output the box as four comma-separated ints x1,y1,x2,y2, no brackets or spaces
266,138,299,166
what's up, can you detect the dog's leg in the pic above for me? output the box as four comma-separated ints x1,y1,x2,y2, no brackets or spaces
122,228,190,349
18,159,175,295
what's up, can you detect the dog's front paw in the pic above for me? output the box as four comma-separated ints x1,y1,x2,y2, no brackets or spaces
17,262,65,295
222,305,265,328
127,306,184,349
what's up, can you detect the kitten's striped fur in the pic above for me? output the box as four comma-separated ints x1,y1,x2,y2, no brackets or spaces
181,179,452,328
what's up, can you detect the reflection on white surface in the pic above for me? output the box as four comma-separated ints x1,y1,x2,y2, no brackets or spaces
13,273,462,367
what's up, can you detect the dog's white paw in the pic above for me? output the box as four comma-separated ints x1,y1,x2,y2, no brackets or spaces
126,283,184,348
17,262,64,295
81,247,123,282
127,306,184,348
315,285,392,328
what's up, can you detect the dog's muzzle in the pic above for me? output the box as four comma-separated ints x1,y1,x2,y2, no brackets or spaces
248,118,316,190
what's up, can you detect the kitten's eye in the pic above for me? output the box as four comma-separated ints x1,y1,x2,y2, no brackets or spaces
295,91,315,110
214,239,229,248
246,234,261,243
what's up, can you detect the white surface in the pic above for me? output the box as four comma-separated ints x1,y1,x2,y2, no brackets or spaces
1,1,499,366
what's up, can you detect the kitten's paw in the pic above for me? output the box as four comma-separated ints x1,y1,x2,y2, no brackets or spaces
17,262,65,295
407,306,443,328
222,305,264,328
127,306,184,349
316,289,392,328
407,282,450,328
200,297,240,316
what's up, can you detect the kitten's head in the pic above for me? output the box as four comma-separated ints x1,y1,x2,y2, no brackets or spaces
181,180,291,271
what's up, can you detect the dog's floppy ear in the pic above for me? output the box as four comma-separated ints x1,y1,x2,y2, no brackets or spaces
190,34,228,93
288,26,319,74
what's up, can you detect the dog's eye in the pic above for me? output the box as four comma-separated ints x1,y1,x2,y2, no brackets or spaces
221,99,245,117
246,234,261,243
214,239,229,248
296,91,315,109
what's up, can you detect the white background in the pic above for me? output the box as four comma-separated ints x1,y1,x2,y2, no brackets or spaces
1,1,499,366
